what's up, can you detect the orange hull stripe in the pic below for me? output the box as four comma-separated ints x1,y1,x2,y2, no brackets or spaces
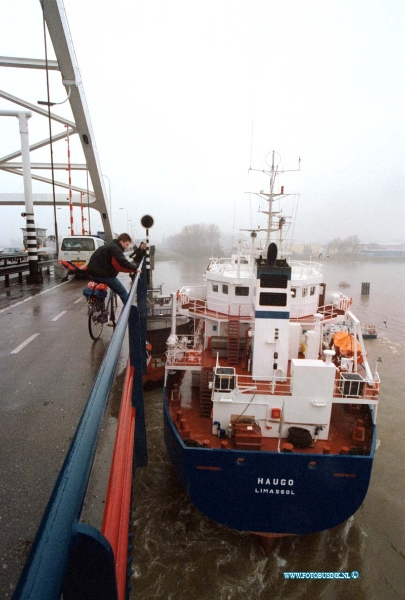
196,465,222,471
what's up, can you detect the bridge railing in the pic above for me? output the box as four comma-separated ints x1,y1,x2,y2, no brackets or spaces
12,265,148,600
0,259,54,286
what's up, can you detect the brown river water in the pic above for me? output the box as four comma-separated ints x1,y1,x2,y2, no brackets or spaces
129,256,405,600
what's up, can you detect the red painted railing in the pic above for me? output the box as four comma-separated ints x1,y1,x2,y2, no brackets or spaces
102,360,136,600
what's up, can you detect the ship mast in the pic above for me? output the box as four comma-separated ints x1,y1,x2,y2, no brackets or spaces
248,151,300,256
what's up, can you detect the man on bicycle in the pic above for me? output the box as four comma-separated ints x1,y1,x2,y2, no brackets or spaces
87,233,141,303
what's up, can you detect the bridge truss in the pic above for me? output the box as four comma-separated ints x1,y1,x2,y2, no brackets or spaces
0,0,113,241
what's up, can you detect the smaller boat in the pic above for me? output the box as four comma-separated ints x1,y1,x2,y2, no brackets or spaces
142,342,165,385
362,324,377,339
147,285,193,356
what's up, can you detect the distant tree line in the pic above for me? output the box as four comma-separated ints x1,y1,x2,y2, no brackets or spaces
327,235,360,254
166,223,223,257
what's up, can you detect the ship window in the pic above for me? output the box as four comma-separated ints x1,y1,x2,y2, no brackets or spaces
212,284,218,292
310,286,316,296
235,286,249,296
260,274,288,288
259,292,287,307
302,288,307,297
222,285,229,294
291,288,297,298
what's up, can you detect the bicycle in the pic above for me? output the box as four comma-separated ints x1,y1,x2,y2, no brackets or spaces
83,281,118,340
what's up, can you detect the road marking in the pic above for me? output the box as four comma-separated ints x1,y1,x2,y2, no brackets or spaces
11,333,40,354
0,280,70,314
74,297,84,304
51,311,67,322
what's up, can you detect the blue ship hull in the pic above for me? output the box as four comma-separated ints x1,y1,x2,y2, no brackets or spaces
163,388,376,535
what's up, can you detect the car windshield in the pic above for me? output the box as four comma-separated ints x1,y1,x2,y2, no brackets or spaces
61,238,95,251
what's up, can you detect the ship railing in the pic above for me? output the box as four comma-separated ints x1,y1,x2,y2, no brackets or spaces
13,267,148,600
236,371,379,401
337,294,352,312
316,300,348,320
182,297,208,315
166,347,202,367
182,296,253,320
179,285,206,303
236,374,292,395
207,257,233,274
165,333,203,367
321,291,352,313
333,371,379,403
316,305,341,320
290,260,323,279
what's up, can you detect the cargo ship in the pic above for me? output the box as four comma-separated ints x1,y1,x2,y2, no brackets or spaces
163,152,380,537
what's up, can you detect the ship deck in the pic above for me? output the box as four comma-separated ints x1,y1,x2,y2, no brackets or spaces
166,357,375,456
166,348,379,401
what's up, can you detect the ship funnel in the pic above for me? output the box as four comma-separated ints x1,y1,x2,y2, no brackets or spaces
267,242,278,266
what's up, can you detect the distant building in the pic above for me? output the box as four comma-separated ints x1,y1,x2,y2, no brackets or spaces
361,248,405,258
289,244,323,256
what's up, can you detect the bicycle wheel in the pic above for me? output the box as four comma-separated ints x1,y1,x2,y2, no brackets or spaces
88,299,104,340
109,292,118,325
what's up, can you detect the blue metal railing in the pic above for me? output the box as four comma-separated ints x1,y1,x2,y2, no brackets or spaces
12,266,148,600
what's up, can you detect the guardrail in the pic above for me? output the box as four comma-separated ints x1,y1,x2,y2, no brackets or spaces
0,252,28,266
12,265,148,600
0,259,54,286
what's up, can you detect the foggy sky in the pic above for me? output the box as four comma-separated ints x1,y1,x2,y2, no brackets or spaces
1,0,404,247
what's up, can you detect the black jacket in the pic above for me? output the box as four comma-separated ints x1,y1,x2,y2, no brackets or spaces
129,246,146,263
87,239,137,278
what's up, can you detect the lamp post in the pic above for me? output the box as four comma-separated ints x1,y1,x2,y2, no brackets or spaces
119,207,129,232
128,219,133,239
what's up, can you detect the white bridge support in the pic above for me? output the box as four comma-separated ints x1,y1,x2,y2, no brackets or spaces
0,110,41,282
0,0,113,241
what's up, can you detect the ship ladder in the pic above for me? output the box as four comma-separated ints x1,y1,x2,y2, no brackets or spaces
199,367,214,418
227,319,241,365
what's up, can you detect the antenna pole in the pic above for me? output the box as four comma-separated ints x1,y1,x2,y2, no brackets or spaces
249,122,254,170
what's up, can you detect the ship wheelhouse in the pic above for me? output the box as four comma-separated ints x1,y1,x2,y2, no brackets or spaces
205,255,255,318
289,261,324,319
